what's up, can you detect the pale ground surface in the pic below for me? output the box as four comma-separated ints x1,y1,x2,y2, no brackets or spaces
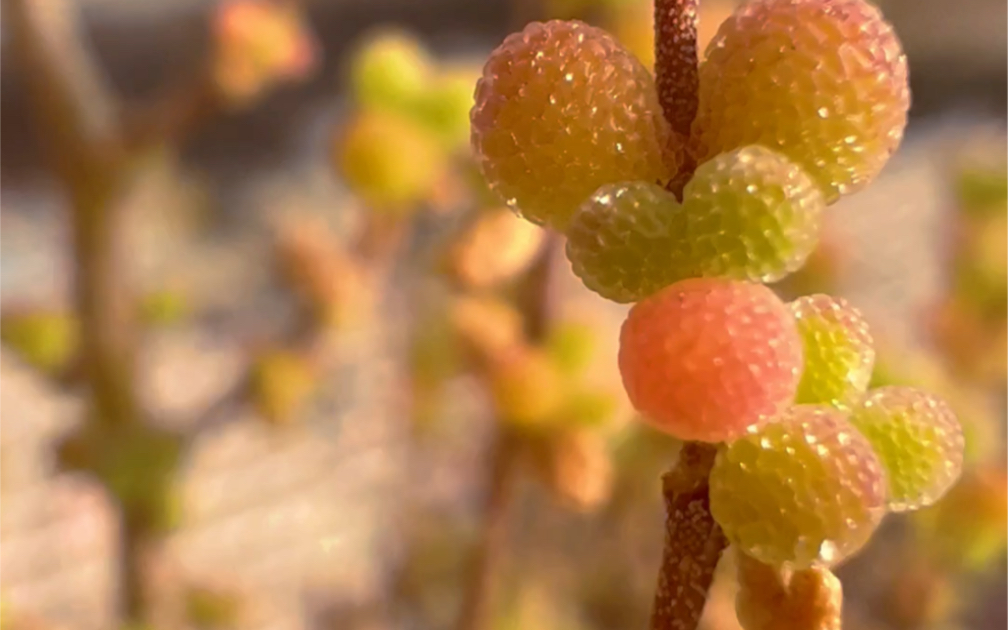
0,115,1003,628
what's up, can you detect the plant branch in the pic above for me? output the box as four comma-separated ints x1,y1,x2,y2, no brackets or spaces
5,0,140,432
454,427,521,630
654,0,701,199
6,0,164,622
122,66,226,155
2,0,123,171
516,231,562,343
184,303,327,436
650,442,728,630
188,208,414,436
654,0,700,140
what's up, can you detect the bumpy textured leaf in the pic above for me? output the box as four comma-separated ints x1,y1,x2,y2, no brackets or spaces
566,145,824,303
619,278,803,442
471,20,676,230
693,0,909,201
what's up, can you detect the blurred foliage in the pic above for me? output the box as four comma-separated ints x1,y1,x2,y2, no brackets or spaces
913,463,1008,572
335,28,482,217
495,584,582,630
443,209,545,290
929,162,1008,387
273,216,375,330
544,321,598,377
139,288,192,328
876,556,959,630
489,346,568,429
336,110,448,213
351,29,433,115
185,584,245,629
955,167,1008,218
394,517,477,628
1,309,79,376
527,429,614,512
57,422,186,533
249,347,318,426
211,0,318,105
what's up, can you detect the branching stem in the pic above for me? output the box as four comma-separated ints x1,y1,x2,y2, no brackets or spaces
5,0,230,622
650,442,728,630
6,0,155,620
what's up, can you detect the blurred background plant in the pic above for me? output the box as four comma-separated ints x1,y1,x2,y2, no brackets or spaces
0,0,1005,629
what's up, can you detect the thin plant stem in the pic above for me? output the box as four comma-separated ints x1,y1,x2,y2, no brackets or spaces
654,0,700,140
649,5,726,627
650,443,728,630
454,234,561,630
654,0,701,199
454,427,521,630
517,232,562,343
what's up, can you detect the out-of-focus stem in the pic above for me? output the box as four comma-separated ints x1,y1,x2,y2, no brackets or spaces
1,0,121,167
455,234,561,630
6,0,139,429
454,427,521,630
650,442,728,630
517,232,562,342
7,0,159,622
70,188,143,432
123,66,225,154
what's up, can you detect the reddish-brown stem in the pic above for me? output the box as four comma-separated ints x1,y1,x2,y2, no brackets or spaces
654,0,701,200
654,0,700,140
650,442,728,630
517,232,562,342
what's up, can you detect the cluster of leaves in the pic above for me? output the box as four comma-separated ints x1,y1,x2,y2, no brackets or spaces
211,0,318,105
468,0,970,627
335,30,482,213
